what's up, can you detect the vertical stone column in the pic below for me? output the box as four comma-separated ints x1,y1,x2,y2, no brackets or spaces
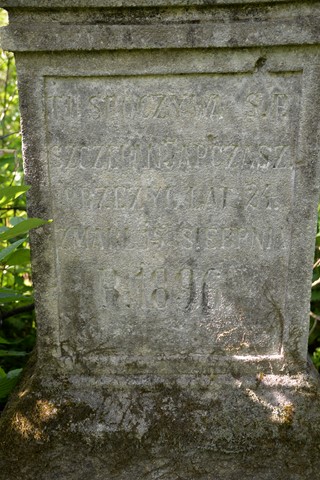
0,2,320,479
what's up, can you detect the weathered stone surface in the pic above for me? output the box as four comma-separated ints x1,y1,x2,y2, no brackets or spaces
1,1,320,479
0,0,310,7
1,359,320,480
1,3,320,51
49,71,298,360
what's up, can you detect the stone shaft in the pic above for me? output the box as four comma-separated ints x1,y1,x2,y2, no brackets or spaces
0,2,320,479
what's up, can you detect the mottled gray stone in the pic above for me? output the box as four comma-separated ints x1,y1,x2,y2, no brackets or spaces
0,0,308,7
1,1,320,479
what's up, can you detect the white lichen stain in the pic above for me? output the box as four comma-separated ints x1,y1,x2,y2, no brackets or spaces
245,388,294,424
272,403,295,425
245,388,270,409
216,327,238,341
36,399,58,421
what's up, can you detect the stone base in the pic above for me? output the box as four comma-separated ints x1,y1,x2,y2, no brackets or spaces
1,358,320,479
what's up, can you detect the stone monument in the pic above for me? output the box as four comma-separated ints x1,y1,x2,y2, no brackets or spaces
1,1,320,478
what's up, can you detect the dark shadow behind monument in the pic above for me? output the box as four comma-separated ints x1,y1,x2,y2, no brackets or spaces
1,1,320,478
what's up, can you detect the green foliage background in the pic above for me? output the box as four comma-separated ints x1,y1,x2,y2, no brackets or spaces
0,8,319,408
308,206,320,368
0,8,48,406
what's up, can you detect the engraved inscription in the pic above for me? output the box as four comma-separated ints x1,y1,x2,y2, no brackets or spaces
47,89,293,122
57,224,287,252
47,92,221,120
45,72,301,356
56,182,284,212
49,143,293,171
245,92,290,118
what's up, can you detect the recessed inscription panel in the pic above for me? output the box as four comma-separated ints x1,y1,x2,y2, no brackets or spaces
45,73,301,358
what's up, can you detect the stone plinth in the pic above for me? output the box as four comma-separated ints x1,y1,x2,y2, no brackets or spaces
1,2,320,479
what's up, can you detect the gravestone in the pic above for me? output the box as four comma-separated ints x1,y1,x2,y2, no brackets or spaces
1,1,320,479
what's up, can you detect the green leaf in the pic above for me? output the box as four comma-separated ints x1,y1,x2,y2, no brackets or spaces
0,367,6,379
0,238,25,263
7,368,23,379
5,248,30,266
0,288,31,304
0,350,27,357
0,369,22,399
0,218,49,241
0,379,18,398
10,217,26,227
0,185,30,207
0,336,17,345
311,290,320,302
0,288,22,297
